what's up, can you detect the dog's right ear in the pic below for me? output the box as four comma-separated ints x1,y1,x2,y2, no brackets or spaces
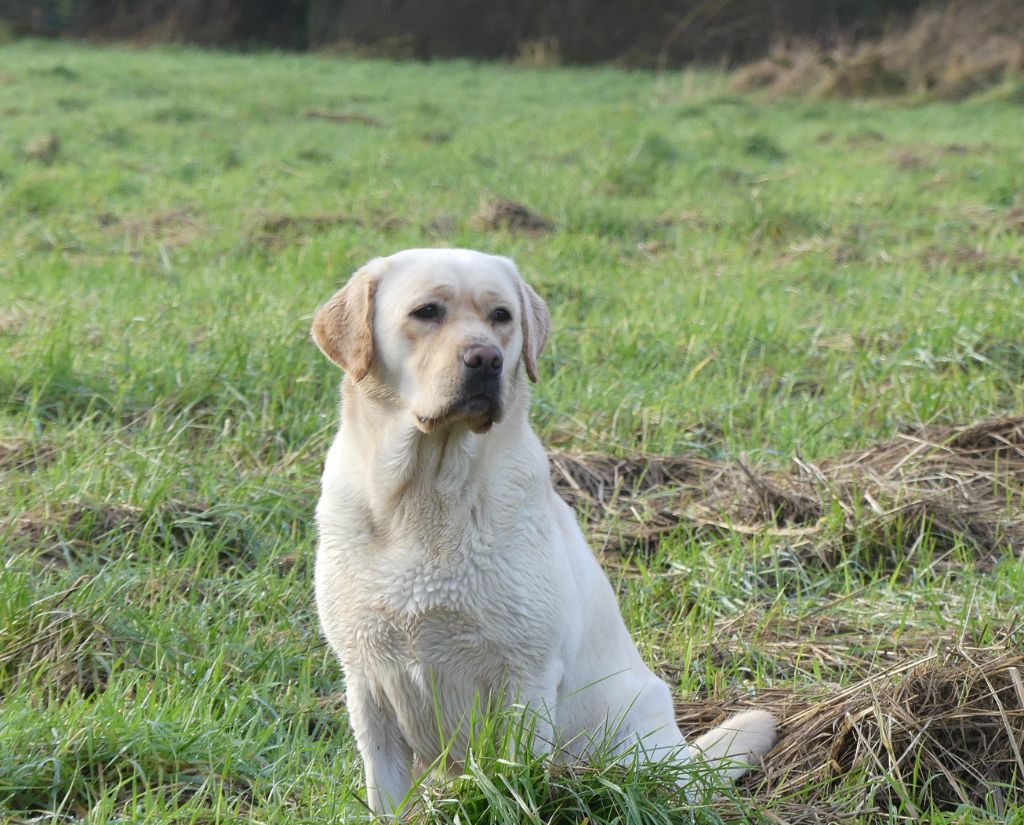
311,259,384,381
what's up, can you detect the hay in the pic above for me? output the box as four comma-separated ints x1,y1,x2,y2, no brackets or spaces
705,641,1024,816
730,0,1024,99
549,416,1024,568
673,641,1024,816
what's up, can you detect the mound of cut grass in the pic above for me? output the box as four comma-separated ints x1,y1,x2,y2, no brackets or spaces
552,415,1024,572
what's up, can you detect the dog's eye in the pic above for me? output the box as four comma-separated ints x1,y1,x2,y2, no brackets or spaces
411,303,441,320
491,307,512,324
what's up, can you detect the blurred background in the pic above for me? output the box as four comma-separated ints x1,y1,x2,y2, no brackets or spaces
3,0,1022,99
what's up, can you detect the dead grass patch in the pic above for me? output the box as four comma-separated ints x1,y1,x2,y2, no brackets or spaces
423,215,459,237
4,498,248,567
474,198,554,234
0,436,56,472
1005,208,1024,234
25,132,59,164
102,207,205,249
731,0,1024,99
921,244,1019,274
0,302,38,336
706,640,1024,816
550,416,1024,569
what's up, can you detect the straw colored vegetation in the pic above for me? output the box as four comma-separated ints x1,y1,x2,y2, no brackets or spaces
1,39,1023,823
732,0,1024,101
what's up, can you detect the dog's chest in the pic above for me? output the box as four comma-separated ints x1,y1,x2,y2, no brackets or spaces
351,535,554,671
348,542,560,759
322,486,563,676
317,470,567,757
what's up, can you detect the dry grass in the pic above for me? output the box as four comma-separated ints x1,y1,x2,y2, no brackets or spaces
709,641,1024,818
675,625,1024,819
731,0,1024,99
0,436,55,472
920,244,1020,275
100,207,205,250
24,131,59,163
551,415,1024,568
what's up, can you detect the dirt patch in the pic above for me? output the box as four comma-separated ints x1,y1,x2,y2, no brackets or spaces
303,107,384,127
889,148,930,171
550,416,1024,569
421,129,452,144
474,198,554,234
4,498,249,568
731,0,1024,99
247,210,399,248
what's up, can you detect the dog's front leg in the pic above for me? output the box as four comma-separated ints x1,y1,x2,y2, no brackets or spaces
346,675,414,816
515,675,560,758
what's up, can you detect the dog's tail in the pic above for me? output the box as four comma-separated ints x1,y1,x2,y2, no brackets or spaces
690,710,777,780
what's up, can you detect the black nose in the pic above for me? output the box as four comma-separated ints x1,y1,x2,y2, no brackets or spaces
462,345,503,375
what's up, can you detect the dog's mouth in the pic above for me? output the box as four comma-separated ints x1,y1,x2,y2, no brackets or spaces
415,392,502,435
460,394,495,415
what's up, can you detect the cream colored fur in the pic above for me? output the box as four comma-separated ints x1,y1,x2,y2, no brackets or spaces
312,249,776,815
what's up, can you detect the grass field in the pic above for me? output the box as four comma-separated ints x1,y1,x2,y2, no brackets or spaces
1,38,1023,823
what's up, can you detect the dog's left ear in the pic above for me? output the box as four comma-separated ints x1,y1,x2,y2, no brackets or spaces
504,261,550,383
311,259,384,381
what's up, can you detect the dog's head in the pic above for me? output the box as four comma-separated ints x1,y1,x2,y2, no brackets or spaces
312,249,549,434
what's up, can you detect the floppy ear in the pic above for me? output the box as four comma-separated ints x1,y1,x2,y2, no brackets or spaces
516,272,550,383
311,260,384,381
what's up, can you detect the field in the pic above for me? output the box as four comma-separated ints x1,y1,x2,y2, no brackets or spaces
1,39,1023,823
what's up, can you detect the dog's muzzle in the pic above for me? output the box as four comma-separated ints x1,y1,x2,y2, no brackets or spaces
455,344,503,425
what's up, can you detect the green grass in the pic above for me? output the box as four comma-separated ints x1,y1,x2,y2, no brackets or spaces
1,38,1022,823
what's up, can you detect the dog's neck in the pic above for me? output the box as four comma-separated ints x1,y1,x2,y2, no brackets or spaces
337,373,543,541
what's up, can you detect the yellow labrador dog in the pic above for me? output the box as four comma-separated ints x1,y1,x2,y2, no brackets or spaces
312,248,775,815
